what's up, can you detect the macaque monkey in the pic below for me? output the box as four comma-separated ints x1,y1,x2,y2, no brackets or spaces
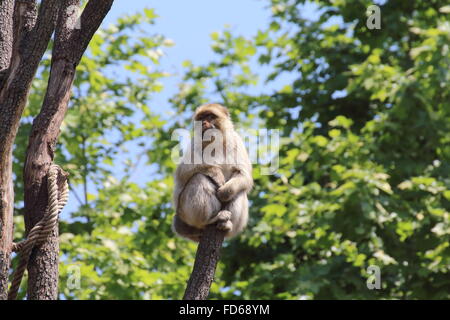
173,103,253,242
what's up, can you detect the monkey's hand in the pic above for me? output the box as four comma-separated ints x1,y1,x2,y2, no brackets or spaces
217,182,237,203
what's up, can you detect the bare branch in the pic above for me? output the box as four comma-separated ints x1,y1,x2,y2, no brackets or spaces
20,0,56,59
183,225,225,300
52,0,114,65
75,0,114,60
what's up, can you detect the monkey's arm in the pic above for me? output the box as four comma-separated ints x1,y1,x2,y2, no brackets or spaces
175,163,225,188
216,168,253,202
217,132,253,202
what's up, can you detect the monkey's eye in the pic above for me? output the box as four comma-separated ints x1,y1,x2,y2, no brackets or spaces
197,113,216,121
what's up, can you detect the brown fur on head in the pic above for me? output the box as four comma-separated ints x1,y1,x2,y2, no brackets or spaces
194,103,233,133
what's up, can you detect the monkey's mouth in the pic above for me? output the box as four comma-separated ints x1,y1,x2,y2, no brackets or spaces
202,124,216,133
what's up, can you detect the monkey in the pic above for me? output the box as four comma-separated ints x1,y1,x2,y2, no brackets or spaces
172,103,253,242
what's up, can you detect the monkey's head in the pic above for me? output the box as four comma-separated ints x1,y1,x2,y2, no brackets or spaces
194,103,232,133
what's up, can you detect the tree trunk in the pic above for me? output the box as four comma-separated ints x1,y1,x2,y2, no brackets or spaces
0,0,113,300
0,0,59,299
23,57,76,299
183,225,225,300
23,0,114,299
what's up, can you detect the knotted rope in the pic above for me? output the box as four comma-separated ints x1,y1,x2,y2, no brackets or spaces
7,164,69,300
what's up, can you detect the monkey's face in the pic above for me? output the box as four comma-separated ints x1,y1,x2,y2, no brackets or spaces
193,104,231,138
195,112,219,133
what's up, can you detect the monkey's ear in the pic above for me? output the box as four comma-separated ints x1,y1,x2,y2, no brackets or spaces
220,105,230,118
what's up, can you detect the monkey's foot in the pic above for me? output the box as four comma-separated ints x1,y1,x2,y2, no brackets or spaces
217,219,233,232
212,211,233,232
207,210,231,228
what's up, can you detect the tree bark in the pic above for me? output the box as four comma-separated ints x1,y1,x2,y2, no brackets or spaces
0,5,14,298
0,0,59,300
23,0,114,300
0,0,14,88
183,225,225,300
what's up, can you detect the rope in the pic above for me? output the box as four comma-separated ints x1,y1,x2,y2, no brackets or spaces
7,164,69,300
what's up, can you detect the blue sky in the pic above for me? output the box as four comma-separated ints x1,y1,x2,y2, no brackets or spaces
104,0,271,67
103,0,274,112
100,1,321,114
